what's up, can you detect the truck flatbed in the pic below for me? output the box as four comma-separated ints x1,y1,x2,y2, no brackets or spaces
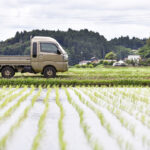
0,56,31,65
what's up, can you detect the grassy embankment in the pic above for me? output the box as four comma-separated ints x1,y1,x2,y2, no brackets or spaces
0,66,150,86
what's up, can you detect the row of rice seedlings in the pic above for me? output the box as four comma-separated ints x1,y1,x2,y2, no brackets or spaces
105,88,150,116
74,88,133,150
95,88,150,128
64,88,103,150
55,88,67,150
2,77,150,87
83,89,136,134
97,88,146,114
0,87,8,100
0,86,7,96
103,88,150,146
0,86,26,109
0,86,35,121
82,89,150,147
115,88,150,115
99,89,149,124
0,86,19,101
116,88,150,104
0,86,42,150
92,88,145,117
31,87,51,150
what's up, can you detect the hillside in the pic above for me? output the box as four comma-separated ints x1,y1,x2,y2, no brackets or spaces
0,29,146,65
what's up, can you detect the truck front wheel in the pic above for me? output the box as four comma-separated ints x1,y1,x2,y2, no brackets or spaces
43,66,56,78
1,67,15,78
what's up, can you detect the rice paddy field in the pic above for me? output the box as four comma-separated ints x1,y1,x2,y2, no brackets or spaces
0,67,150,86
0,86,150,150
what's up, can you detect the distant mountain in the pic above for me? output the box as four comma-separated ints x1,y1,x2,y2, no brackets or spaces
0,29,146,65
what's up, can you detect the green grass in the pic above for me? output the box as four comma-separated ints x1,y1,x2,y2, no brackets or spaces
0,66,150,86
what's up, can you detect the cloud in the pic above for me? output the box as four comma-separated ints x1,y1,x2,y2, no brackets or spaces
0,0,150,41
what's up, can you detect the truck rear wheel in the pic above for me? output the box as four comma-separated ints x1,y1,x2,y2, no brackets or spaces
1,67,15,78
43,66,56,78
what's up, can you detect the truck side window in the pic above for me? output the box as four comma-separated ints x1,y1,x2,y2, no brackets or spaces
33,42,37,58
40,43,58,54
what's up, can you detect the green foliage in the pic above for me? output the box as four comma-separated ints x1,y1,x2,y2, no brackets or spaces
138,38,150,59
105,52,117,60
74,64,94,68
103,60,114,65
139,45,150,58
113,46,132,60
125,60,137,66
146,38,150,47
138,59,150,66
110,36,146,49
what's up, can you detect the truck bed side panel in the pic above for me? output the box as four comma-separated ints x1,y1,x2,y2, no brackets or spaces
0,56,31,65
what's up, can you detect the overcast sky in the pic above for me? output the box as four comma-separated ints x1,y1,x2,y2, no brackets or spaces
0,0,150,41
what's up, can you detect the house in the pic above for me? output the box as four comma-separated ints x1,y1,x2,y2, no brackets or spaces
127,55,141,62
79,60,91,65
90,57,100,64
79,57,100,65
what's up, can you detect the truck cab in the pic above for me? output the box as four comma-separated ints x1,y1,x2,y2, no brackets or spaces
0,36,68,78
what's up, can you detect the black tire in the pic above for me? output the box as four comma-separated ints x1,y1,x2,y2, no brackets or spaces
1,67,15,78
43,66,56,78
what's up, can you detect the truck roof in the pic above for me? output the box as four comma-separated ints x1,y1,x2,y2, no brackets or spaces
32,36,57,43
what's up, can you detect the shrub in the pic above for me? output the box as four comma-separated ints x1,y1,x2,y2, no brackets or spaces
88,64,94,68
103,61,109,65
105,52,117,60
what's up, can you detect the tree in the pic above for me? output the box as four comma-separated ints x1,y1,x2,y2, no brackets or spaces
138,38,150,58
105,52,117,60
146,38,150,47
113,46,132,60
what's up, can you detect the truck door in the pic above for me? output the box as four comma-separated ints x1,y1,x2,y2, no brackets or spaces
38,42,64,71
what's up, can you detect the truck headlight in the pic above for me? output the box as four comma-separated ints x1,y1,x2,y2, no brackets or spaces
63,54,68,61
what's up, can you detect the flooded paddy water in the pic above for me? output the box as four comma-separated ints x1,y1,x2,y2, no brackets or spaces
0,87,150,150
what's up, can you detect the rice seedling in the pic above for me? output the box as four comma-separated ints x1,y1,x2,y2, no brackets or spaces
64,88,103,150
74,89,133,150
55,87,67,150
0,86,26,109
0,86,19,100
31,87,51,150
0,86,42,150
95,89,150,128
0,86,35,120
83,88,150,148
